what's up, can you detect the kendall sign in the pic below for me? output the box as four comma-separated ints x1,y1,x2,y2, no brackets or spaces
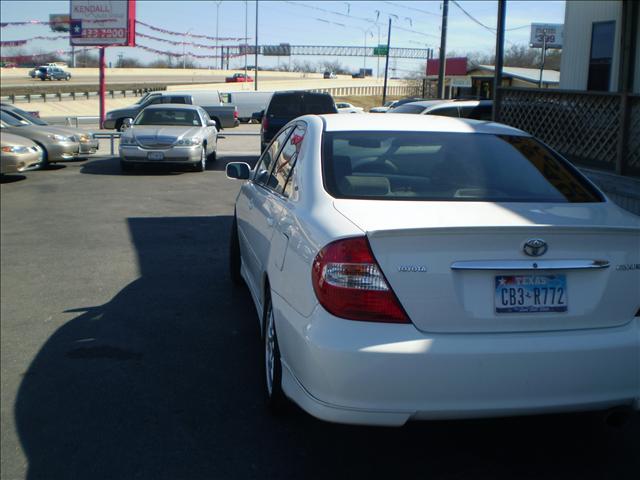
70,0,135,46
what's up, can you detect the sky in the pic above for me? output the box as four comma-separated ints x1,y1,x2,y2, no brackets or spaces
0,0,565,75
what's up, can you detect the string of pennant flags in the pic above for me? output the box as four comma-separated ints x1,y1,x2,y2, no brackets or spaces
135,20,249,42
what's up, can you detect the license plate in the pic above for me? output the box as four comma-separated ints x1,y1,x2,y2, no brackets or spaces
495,275,567,313
147,152,164,160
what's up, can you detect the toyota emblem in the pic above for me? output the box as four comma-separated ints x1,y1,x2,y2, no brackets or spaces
523,238,548,257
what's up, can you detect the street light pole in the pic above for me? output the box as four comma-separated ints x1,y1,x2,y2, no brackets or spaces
182,28,192,69
214,1,222,69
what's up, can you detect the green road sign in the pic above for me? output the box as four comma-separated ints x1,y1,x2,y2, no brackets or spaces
373,45,388,56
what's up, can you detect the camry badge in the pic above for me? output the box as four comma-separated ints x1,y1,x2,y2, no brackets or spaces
523,239,548,257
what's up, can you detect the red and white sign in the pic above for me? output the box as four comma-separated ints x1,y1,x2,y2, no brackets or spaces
69,0,135,46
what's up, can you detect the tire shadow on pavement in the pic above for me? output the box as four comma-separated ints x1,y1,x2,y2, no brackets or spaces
1,174,27,184
13,216,640,480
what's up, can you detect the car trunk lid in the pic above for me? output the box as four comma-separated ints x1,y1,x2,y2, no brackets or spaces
333,200,640,333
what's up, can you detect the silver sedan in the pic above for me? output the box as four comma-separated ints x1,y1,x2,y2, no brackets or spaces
119,104,217,172
1,132,43,174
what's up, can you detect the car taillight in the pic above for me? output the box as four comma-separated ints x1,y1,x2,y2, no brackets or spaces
262,116,268,130
233,110,238,119
312,236,410,323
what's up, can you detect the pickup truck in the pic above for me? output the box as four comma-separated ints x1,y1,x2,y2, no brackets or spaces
103,90,238,131
225,73,254,83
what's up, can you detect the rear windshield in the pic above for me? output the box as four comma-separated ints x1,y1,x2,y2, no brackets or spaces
322,131,603,203
268,94,336,117
388,104,427,114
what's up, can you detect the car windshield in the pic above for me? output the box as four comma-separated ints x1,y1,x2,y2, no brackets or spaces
135,93,157,105
0,110,27,127
322,131,603,203
3,106,47,126
134,109,202,126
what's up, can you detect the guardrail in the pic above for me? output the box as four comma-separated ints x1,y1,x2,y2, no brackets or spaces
1,86,166,104
93,132,121,156
309,84,422,98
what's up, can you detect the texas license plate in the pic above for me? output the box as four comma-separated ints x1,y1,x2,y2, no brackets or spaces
495,275,567,313
147,152,164,160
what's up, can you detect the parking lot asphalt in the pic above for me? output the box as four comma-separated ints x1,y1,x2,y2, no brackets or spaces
1,126,639,480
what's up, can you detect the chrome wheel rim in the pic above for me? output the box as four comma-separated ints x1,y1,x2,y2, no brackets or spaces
265,304,275,396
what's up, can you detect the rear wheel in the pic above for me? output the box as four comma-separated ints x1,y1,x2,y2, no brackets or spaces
263,291,287,412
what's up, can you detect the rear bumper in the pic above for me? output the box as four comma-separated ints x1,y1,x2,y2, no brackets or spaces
274,293,640,426
119,145,201,164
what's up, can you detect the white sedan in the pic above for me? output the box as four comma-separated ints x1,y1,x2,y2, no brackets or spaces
336,102,364,114
226,114,640,426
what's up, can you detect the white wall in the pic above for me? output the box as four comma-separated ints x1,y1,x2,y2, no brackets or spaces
559,1,622,91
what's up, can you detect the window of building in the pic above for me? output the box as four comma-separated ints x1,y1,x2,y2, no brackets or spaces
587,21,616,91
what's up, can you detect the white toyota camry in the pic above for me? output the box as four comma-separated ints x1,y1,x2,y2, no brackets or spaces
226,113,640,426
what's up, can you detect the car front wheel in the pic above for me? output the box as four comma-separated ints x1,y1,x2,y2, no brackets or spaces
194,146,206,172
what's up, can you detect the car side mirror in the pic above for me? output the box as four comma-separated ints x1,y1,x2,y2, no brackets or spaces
206,119,216,127
122,118,133,130
226,162,251,180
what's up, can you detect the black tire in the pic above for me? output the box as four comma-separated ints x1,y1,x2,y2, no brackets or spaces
229,214,243,286
115,119,123,131
207,148,217,162
193,146,206,172
263,290,287,413
35,143,51,169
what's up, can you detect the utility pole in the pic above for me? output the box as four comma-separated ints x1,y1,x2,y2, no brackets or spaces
493,0,506,121
254,0,259,91
215,1,222,69
437,0,449,99
382,18,392,104
244,0,248,86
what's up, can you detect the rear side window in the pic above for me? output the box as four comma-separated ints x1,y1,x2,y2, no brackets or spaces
389,104,426,114
253,126,294,186
427,106,460,118
460,104,493,120
268,123,307,196
165,96,187,104
303,95,337,114
322,131,603,203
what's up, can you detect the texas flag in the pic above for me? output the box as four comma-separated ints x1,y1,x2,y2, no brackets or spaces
70,20,82,37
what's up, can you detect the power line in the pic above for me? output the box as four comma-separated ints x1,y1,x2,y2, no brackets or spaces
382,1,440,17
451,1,530,32
284,1,439,38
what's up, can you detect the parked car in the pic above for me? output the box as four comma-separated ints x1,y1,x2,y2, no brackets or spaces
224,91,273,123
119,104,218,172
389,99,494,120
336,102,364,114
323,71,337,79
255,90,338,152
225,113,640,426
225,73,254,83
369,100,399,113
0,111,80,166
36,66,71,81
104,90,238,131
387,97,427,110
0,132,43,174
1,103,99,155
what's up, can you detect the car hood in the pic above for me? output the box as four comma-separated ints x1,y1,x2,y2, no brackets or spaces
1,125,79,143
128,126,203,145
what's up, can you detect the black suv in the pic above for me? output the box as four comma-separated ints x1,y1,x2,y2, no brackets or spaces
38,66,71,81
257,91,337,152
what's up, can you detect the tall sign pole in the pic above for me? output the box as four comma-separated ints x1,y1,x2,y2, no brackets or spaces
99,47,106,128
244,0,248,87
538,28,547,88
382,18,392,104
70,0,135,130
493,0,506,121
254,0,259,91
437,0,449,99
